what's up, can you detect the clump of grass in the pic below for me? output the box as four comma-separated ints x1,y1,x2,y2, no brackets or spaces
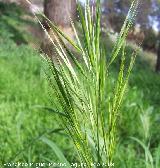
36,0,139,166
130,106,159,168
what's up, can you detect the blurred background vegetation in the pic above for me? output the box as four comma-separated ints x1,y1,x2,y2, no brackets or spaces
0,0,160,167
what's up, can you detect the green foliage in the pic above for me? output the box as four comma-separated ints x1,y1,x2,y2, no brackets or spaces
0,1,160,168
40,136,72,168
0,2,37,45
38,0,141,166
0,39,72,166
0,33,160,168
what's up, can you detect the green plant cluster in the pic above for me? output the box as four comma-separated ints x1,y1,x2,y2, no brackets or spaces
0,1,160,168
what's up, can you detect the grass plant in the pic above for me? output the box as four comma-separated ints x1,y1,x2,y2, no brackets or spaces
35,0,140,166
0,1,160,167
